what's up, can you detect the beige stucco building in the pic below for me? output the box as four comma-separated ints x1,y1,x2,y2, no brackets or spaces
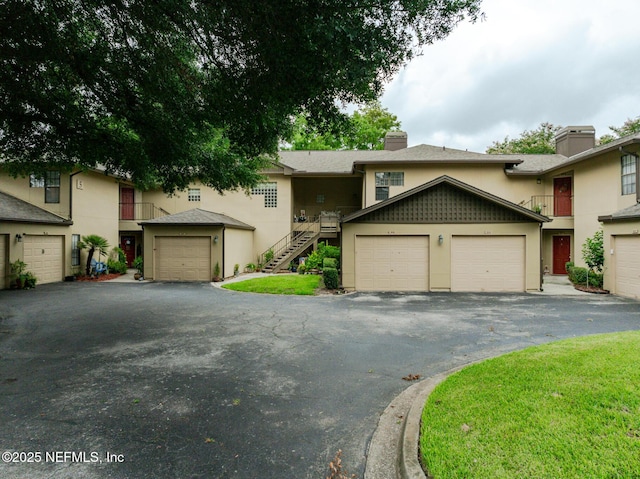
2,126,639,298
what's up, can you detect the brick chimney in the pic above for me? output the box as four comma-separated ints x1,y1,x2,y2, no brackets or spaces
384,131,408,151
555,126,596,157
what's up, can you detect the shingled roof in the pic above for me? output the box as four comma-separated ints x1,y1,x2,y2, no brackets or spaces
139,208,254,230
0,191,72,224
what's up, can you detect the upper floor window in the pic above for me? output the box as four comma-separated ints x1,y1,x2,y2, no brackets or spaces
375,171,404,201
45,171,60,203
188,188,201,202
621,154,637,196
251,182,277,207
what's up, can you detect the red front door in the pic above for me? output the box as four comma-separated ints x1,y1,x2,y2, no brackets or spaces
120,236,136,267
553,235,571,274
554,177,572,216
120,187,135,220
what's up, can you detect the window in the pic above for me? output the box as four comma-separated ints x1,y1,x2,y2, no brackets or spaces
188,188,201,202
621,154,637,195
316,194,325,204
45,171,60,203
251,182,277,207
71,234,81,267
375,171,404,201
30,174,44,188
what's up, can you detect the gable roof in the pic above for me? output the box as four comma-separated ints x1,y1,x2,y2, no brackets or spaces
0,190,73,225
139,208,255,230
353,144,506,165
342,175,550,224
278,150,388,175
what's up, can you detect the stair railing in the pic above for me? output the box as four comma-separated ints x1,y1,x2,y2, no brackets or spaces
259,218,319,268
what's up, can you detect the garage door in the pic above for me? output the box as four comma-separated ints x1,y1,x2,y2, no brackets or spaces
615,236,640,299
451,236,525,292
0,235,6,289
355,235,428,291
155,236,211,281
23,235,64,284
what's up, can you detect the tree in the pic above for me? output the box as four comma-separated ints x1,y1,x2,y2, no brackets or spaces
0,1,480,193
582,229,604,274
486,123,562,154
599,117,640,145
285,102,401,150
78,234,109,276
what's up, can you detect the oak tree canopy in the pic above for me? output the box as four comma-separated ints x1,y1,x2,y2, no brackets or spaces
0,0,481,192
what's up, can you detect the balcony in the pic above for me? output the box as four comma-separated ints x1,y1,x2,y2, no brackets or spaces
119,203,170,221
526,195,573,217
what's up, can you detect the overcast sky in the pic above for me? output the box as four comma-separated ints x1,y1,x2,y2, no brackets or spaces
380,0,640,152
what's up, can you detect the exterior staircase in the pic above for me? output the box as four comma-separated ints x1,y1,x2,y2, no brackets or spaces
261,230,319,274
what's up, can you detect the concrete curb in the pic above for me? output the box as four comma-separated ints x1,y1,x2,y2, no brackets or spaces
365,365,473,479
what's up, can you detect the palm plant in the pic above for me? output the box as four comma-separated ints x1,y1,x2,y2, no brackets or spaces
78,234,110,275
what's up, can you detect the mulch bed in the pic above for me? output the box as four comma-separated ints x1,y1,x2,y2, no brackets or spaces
573,284,609,294
75,273,124,282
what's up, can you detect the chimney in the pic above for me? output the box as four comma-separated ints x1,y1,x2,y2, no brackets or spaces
555,126,595,157
384,131,408,151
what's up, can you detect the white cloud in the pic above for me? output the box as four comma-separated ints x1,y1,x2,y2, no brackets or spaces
381,0,640,152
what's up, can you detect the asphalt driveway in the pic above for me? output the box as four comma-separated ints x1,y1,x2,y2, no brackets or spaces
1,282,639,479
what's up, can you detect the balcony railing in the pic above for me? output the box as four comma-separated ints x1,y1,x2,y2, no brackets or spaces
119,203,170,221
525,195,573,217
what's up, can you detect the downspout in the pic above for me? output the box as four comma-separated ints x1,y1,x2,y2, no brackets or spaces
539,222,544,291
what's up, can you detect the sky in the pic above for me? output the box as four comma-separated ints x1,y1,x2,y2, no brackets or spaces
380,0,640,153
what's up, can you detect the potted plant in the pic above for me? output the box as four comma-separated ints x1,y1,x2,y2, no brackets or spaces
213,262,222,282
132,256,144,280
234,264,240,277
245,263,256,273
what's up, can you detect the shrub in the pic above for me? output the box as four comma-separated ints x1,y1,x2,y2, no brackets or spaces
323,267,339,289
107,258,128,274
264,249,274,263
297,263,307,274
305,250,322,270
582,229,604,273
323,257,338,269
565,261,574,273
568,265,603,288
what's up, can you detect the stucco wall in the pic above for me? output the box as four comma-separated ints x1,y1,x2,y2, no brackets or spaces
362,164,544,209
223,228,254,278
341,222,542,292
142,175,291,258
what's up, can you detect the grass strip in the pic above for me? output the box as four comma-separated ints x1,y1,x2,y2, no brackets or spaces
221,274,322,295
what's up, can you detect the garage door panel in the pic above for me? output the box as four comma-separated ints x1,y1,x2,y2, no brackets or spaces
355,235,429,292
452,236,525,292
155,237,211,281
23,235,64,284
615,236,640,299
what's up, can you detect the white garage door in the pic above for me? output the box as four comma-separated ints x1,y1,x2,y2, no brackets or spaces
0,235,6,289
355,235,429,291
23,235,65,284
615,236,640,299
451,236,525,292
155,236,211,281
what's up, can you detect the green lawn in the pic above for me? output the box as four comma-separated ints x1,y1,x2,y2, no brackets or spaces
221,274,322,295
421,331,640,479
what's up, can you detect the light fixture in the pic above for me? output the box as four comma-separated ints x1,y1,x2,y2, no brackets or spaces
536,178,542,184
15,233,22,243
213,235,219,244
438,234,443,245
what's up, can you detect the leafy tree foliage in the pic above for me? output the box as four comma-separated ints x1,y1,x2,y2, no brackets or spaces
486,123,562,154
599,117,640,145
78,234,109,276
285,102,401,150
0,0,480,193
582,229,604,273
